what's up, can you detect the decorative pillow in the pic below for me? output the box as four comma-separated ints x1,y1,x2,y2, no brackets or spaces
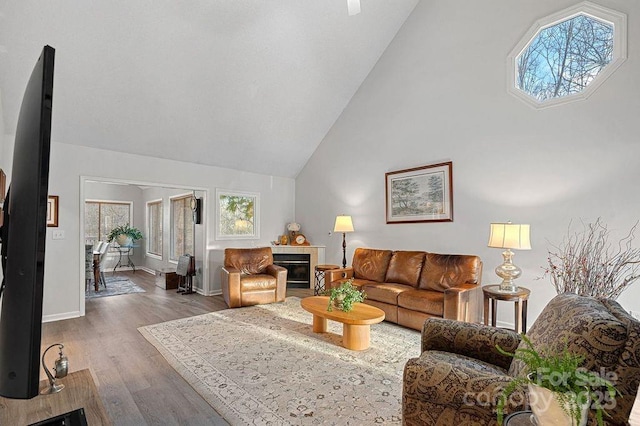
352,248,393,283
385,251,425,287
418,253,481,292
224,247,273,275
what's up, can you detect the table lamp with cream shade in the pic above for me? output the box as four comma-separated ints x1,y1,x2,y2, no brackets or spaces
487,222,531,293
334,215,354,269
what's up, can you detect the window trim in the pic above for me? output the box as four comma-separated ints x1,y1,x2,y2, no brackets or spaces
146,199,163,260
169,193,195,262
507,1,627,109
215,189,260,240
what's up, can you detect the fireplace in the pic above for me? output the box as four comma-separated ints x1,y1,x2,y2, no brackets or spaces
273,253,311,288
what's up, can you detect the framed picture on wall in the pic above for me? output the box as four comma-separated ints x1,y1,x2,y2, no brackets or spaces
47,195,59,227
385,161,453,224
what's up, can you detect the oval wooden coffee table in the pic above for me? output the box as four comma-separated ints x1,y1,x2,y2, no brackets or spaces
300,296,385,351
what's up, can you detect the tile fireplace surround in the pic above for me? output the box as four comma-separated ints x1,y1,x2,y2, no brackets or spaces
272,245,325,290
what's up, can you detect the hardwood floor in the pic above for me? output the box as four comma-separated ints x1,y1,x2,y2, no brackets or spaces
41,270,313,425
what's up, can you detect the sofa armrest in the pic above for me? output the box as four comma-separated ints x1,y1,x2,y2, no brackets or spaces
421,317,521,370
443,282,480,322
221,266,242,308
325,267,354,289
266,264,287,302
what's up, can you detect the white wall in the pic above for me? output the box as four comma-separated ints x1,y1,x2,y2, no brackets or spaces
295,0,640,327
2,139,295,321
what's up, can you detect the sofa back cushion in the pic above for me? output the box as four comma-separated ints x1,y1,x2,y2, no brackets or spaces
352,248,393,283
600,298,640,425
418,253,481,292
385,251,425,287
224,247,273,275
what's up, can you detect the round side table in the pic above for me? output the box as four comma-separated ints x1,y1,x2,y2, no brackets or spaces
314,264,340,295
483,285,530,334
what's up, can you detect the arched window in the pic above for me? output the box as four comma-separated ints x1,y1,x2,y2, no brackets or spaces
507,2,626,108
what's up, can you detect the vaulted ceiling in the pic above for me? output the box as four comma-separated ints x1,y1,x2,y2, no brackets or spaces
0,1,418,178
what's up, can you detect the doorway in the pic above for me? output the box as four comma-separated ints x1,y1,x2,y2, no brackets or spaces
79,176,208,316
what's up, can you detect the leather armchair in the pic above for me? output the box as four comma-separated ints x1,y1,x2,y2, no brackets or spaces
221,247,287,308
402,293,640,425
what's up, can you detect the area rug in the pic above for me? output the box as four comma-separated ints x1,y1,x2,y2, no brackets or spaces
85,276,146,300
138,297,421,425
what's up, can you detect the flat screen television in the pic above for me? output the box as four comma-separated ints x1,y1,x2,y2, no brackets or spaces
0,45,55,399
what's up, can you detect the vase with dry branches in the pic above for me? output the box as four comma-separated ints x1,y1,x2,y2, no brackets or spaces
542,218,640,299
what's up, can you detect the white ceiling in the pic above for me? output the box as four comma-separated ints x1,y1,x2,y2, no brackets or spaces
0,1,418,178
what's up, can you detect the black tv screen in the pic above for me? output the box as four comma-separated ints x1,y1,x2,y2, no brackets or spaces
0,45,55,399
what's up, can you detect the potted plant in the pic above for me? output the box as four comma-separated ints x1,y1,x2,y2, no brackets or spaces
107,224,143,247
496,335,617,426
325,279,366,312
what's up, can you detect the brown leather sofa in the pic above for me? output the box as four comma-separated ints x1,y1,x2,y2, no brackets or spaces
403,293,640,425
325,248,482,330
221,247,287,308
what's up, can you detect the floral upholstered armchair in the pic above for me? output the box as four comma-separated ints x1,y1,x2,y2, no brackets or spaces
402,293,640,425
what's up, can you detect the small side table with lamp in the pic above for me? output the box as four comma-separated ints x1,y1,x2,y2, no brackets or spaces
485,222,531,333
483,284,531,334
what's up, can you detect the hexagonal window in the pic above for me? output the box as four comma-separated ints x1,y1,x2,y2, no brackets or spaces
508,2,626,108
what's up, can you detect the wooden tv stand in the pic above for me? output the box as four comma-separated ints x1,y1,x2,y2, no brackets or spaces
0,369,111,425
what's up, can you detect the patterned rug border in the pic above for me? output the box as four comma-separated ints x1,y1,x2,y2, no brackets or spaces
138,297,421,425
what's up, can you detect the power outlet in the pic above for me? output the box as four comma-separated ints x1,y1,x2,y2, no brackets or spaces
52,230,65,240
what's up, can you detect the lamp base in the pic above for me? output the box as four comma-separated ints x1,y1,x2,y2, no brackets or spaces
41,382,65,395
494,249,522,293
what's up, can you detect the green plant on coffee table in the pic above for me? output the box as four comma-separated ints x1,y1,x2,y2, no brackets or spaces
325,278,366,312
496,335,617,426
107,224,143,243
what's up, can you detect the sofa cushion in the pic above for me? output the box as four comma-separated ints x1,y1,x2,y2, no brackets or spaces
398,289,444,316
366,300,398,323
224,247,273,275
362,283,412,305
508,293,628,379
385,251,425,287
327,278,377,291
404,350,515,408
239,274,277,291
352,248,393,282
418,253,481,292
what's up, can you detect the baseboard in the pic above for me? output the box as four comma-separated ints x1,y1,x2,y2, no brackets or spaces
195,288,221,297
43,311,80,323
139,266,155,275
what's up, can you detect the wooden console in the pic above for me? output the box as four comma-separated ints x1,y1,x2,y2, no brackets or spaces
0,369,111,425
